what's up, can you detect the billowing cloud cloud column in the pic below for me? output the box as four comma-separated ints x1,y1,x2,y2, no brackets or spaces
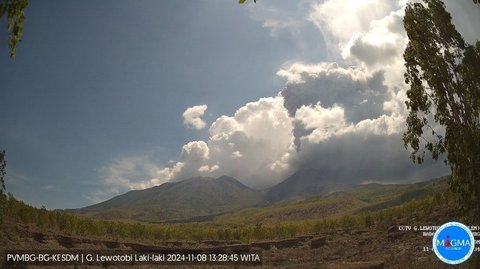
278,63,389,123
95,0,450,198
160,97,295,188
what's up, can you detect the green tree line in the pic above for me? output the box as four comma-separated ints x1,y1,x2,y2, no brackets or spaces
1,187,455,243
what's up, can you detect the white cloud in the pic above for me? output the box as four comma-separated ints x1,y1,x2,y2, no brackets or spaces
88,154,166,203
158,141,213,181
268,0,450,181
309,0,399,54
183,104,208,130
343,9,406,66
155,70,447,189
294,103,350,143
207,96,295,187
92,0,458,199
159,97,295,188
285,90,445,184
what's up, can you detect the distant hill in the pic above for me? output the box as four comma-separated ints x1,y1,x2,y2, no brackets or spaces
68,176,263,222
214,176,450,224
265,168,344,203
69,170,450,223
2,175,453,269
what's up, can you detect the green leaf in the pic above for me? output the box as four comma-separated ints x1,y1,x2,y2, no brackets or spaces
403,0,480,221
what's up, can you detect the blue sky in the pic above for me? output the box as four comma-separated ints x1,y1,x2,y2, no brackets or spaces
1,0,478,209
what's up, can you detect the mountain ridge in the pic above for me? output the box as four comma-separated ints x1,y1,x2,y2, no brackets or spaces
265,168,346,203
69,171,449,223
68,175,263,222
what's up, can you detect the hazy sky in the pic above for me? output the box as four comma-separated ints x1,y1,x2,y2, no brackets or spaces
1,0,479,209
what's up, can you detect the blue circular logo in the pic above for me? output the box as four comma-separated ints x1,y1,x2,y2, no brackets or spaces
432,222,475,265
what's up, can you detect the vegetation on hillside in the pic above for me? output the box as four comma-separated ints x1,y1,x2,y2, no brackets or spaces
1,179,454,244
70,176,264,222
0,150,5,195
214,177,448,224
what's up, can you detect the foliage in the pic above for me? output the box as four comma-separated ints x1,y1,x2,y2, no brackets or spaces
215,177,447,225
0,0,28,59
0,150,5,195
0,181,453,244
0,174,454,257
403,0,480,220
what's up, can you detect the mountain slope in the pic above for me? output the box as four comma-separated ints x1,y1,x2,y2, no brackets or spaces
69,176,263,222
265,168,343,203
214,176,449,224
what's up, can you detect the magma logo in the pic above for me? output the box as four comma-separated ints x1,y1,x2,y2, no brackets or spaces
432,222,475,265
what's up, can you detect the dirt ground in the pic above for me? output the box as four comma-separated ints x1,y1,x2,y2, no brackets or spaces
2,219,477,269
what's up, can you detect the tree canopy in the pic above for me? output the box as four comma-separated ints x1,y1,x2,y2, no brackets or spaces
403,0,480,221
0,150,6,195
0,0,28,59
